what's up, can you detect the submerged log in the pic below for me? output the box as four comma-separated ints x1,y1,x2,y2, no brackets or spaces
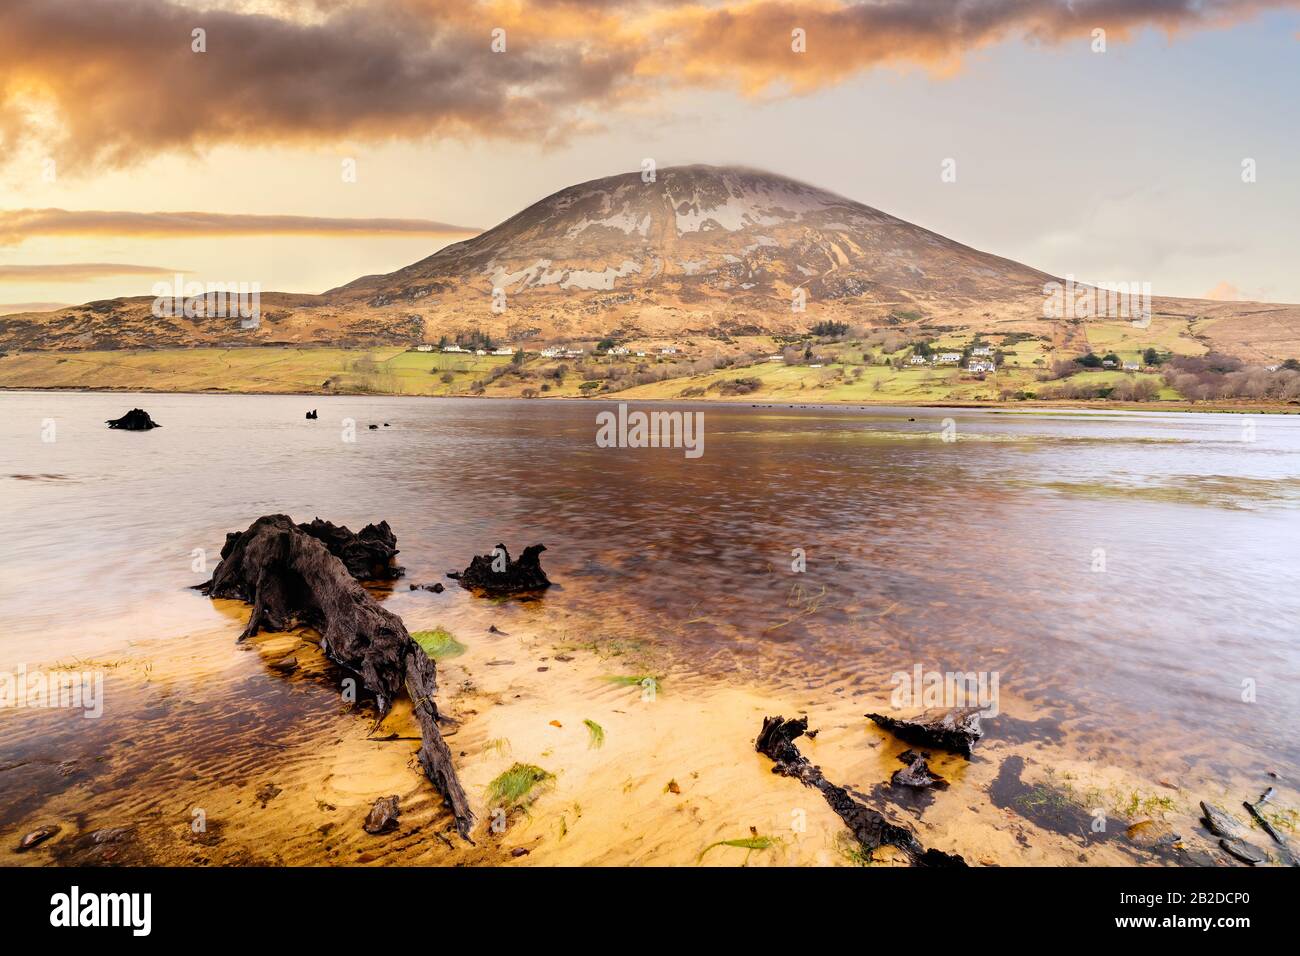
297,517,403,580
866,707,984,757
891,749,947,789
448,543,550,595
105,408,161,430
756,716,965,866
196,514,472,838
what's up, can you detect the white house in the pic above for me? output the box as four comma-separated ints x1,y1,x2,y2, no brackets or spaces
972,345,993,357
660,347,678,355
767,354,784,362
442,345,468,353
540,347,563,358
491,347,516,356
1122,361,1140,371
968,358,996,374
635,351,647,357
936,352,962,365
908,354,928,366
1102,358,1117,368
415,344,435,352
607,345,630,355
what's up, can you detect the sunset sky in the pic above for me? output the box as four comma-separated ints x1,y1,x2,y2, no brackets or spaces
2,0,1298,312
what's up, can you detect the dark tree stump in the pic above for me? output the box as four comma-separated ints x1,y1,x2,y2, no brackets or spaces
756,716,965,866
866,707,984,757
448,543,550,595
106,408,161,430
297,517,403,580
196,514,472,838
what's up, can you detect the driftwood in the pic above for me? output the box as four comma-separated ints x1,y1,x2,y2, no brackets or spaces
866,707,984,757
196,514,473,838
106,408,161,430
297,517,403,580
756,716,965,866
449,543,550,595
891,749,947,789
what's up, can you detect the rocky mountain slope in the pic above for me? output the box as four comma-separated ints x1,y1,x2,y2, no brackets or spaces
2,165,1297,360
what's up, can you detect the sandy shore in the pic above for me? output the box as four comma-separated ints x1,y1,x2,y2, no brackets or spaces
2,585,1281,868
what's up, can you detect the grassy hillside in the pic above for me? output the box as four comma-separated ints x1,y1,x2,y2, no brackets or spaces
1,320,1295,409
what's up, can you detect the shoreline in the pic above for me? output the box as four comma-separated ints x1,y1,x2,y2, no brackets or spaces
1,384,1295,415
1,599,1265,868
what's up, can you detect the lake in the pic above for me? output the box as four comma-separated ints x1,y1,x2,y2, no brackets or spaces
2,391,1297,864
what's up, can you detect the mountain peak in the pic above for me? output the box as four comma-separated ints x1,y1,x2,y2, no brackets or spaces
331,164,1050,315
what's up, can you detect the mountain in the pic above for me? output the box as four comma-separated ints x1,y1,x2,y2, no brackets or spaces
2,164,1298,360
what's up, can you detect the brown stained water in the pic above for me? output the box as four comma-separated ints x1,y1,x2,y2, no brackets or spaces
1,391,1298,866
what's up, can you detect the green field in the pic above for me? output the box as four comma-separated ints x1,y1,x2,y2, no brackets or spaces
0,339,1285,409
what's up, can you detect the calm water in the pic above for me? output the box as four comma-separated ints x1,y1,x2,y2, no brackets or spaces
3,391,1299,787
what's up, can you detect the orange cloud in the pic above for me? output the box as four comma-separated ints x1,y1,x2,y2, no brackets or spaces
0,302,71,315
0,263,183,282
2,0,1295,170
1203,281,1245,301
0,209,481,245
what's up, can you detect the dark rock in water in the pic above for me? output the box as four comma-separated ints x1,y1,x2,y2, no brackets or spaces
891,749,947,789
305,409,318,419
16,825,60,852
368,424,379,430
866,707,984,757
363,795,400,835
450,543,550,595
297,517,403,580
106,408,161,430
193,513,473,839
408,582,445,593
756,715,965,867
1219,837,1267,865
1200,801,1248,840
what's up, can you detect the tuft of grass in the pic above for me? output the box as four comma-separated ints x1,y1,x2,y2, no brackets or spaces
487,763,554,809
411,627,466,660
607,674,662,696
583,719,605,749
698,835,780,863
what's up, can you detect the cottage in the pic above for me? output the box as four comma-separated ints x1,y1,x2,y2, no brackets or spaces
415,344,435,352
971,345,993,357
540,347,563,358
660,347,677,355
491,347,516,356
767,354,784,362
442,345,468,353
936,352,962,365
1122,361,1140,371
1101,358,1117,368
607,345,630,355
908,354,928,366
967,358,996,374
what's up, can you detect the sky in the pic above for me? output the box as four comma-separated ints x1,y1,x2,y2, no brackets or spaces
1,0,1298,311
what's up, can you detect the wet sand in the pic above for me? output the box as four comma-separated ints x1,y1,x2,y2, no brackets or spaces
2,588,1286,868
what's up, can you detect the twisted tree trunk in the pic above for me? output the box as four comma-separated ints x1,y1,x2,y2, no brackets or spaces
197,514,473,839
